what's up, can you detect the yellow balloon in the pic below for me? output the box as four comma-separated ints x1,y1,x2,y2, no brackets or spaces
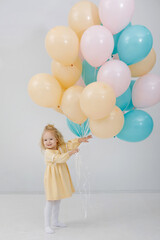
61,86,87,124
129,48,156,77
28,73,62,108
45,26,79,65
68,1,101,39
89,106,124,138
80,82,116,120
51,57,82,89
52,88,65,114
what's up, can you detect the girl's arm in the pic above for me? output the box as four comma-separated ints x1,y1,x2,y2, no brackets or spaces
45,150,69,164
53,149,79,164
66,138,81,151
45,149,79,164
53,152,70,164
65,135,92,151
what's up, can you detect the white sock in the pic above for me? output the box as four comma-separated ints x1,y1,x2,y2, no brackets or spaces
44,201,55,233
45,226,55,234
52,200,67,228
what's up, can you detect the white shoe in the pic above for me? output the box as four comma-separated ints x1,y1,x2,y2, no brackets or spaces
45,226,55,234
52,222,67,228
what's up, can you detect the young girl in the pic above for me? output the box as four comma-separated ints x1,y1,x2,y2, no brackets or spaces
41,124,92,234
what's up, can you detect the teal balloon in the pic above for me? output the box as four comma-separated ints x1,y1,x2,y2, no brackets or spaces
116,87,132,111
117,110,154,142
117,25,153,65
82,60,100,86
113,22,132,55
125,80,136,111
66,118,90,137
129,80,135,91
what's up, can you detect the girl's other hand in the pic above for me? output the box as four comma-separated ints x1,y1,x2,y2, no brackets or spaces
69,148,79,156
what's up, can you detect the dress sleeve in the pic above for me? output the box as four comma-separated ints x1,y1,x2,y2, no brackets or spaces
65,138,80,151
44,149,70,164
53,152,70,164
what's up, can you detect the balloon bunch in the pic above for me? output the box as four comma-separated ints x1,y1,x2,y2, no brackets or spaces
28,0,160,142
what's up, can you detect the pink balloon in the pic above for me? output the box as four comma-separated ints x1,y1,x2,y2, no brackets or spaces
132,73,160,108
80,25,114,67
75,77,86,87
99,0,135,34
79,48,84,61
97,60,131,97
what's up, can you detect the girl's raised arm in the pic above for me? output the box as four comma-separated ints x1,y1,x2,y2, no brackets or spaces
45,150,70,164
66,138,81,151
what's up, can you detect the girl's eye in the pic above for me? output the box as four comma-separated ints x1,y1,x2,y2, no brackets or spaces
44,139,47,141
50,138,53,140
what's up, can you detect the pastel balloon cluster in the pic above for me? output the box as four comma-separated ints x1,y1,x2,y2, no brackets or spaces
28,0,160,142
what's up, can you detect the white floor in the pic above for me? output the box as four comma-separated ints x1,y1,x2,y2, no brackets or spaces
0,193,160,240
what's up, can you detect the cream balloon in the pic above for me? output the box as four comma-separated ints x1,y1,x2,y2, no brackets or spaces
61,86,87,124
45,26,79,65
51,58,82,89
80,82,116,120
68,0,101,39
89,106,124,138
52,88,65,114
129,48,156,77
28,73,62,108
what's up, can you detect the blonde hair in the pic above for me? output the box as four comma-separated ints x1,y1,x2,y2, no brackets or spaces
40,124,65,151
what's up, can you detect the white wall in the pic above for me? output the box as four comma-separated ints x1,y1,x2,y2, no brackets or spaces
1,0,160,193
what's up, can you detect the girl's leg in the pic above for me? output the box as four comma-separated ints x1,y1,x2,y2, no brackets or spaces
52,200,67,228
44,200,55,234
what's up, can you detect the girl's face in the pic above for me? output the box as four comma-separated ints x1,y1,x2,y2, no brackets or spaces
43,131,57,149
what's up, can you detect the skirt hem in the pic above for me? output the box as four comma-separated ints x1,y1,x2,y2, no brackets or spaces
46,191,75,201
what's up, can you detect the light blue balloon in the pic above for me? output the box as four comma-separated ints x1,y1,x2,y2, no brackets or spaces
116,87,132,111
125,80,136,111
66,118,90,137
113,22,132,55
117,25,153,65
117,110,154,142
129,80,135,91
82,60,100,86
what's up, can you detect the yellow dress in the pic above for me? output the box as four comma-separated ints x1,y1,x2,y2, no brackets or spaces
44,138,80,200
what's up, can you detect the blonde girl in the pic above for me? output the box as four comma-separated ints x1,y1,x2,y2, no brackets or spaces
41,124,92,234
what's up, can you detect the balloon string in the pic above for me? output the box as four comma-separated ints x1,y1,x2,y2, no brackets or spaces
73,121,82,137
82,121,85,137
86,119,90,136
83,120,87,137
83,119,90,137
74,152,91,219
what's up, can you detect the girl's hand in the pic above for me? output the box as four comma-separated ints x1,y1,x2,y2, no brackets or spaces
69,148,79,156
78,135,92,143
